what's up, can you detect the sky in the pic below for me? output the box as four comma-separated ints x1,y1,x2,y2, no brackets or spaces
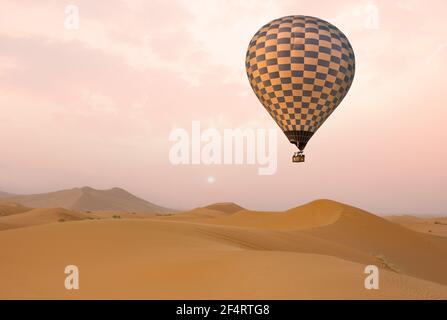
1,0,446,215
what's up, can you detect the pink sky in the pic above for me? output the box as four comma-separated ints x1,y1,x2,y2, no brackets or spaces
1,0,446,215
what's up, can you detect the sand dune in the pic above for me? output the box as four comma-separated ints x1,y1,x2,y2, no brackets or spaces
167,207,237,221
0,202,162,231
301,207,447,286
0,202,31,217
193,199,343,230
386,215,447,238
0,207,91,231
203,202,245,214
165,200,447,285
168,202,245,221
3,187,171,213
0,199,446,299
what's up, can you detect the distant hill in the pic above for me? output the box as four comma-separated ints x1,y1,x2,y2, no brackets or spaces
4,187,172,213
0,191,15,199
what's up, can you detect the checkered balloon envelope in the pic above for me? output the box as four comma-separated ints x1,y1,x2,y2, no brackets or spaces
246,15,355,152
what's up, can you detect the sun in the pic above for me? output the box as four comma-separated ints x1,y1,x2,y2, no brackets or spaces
207,176,215,184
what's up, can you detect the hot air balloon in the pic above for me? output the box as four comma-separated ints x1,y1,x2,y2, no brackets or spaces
246,15,355,162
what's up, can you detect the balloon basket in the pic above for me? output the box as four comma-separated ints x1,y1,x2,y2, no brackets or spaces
292,152,305,163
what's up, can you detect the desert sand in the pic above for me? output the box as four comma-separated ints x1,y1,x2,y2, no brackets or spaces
0,192,446,299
